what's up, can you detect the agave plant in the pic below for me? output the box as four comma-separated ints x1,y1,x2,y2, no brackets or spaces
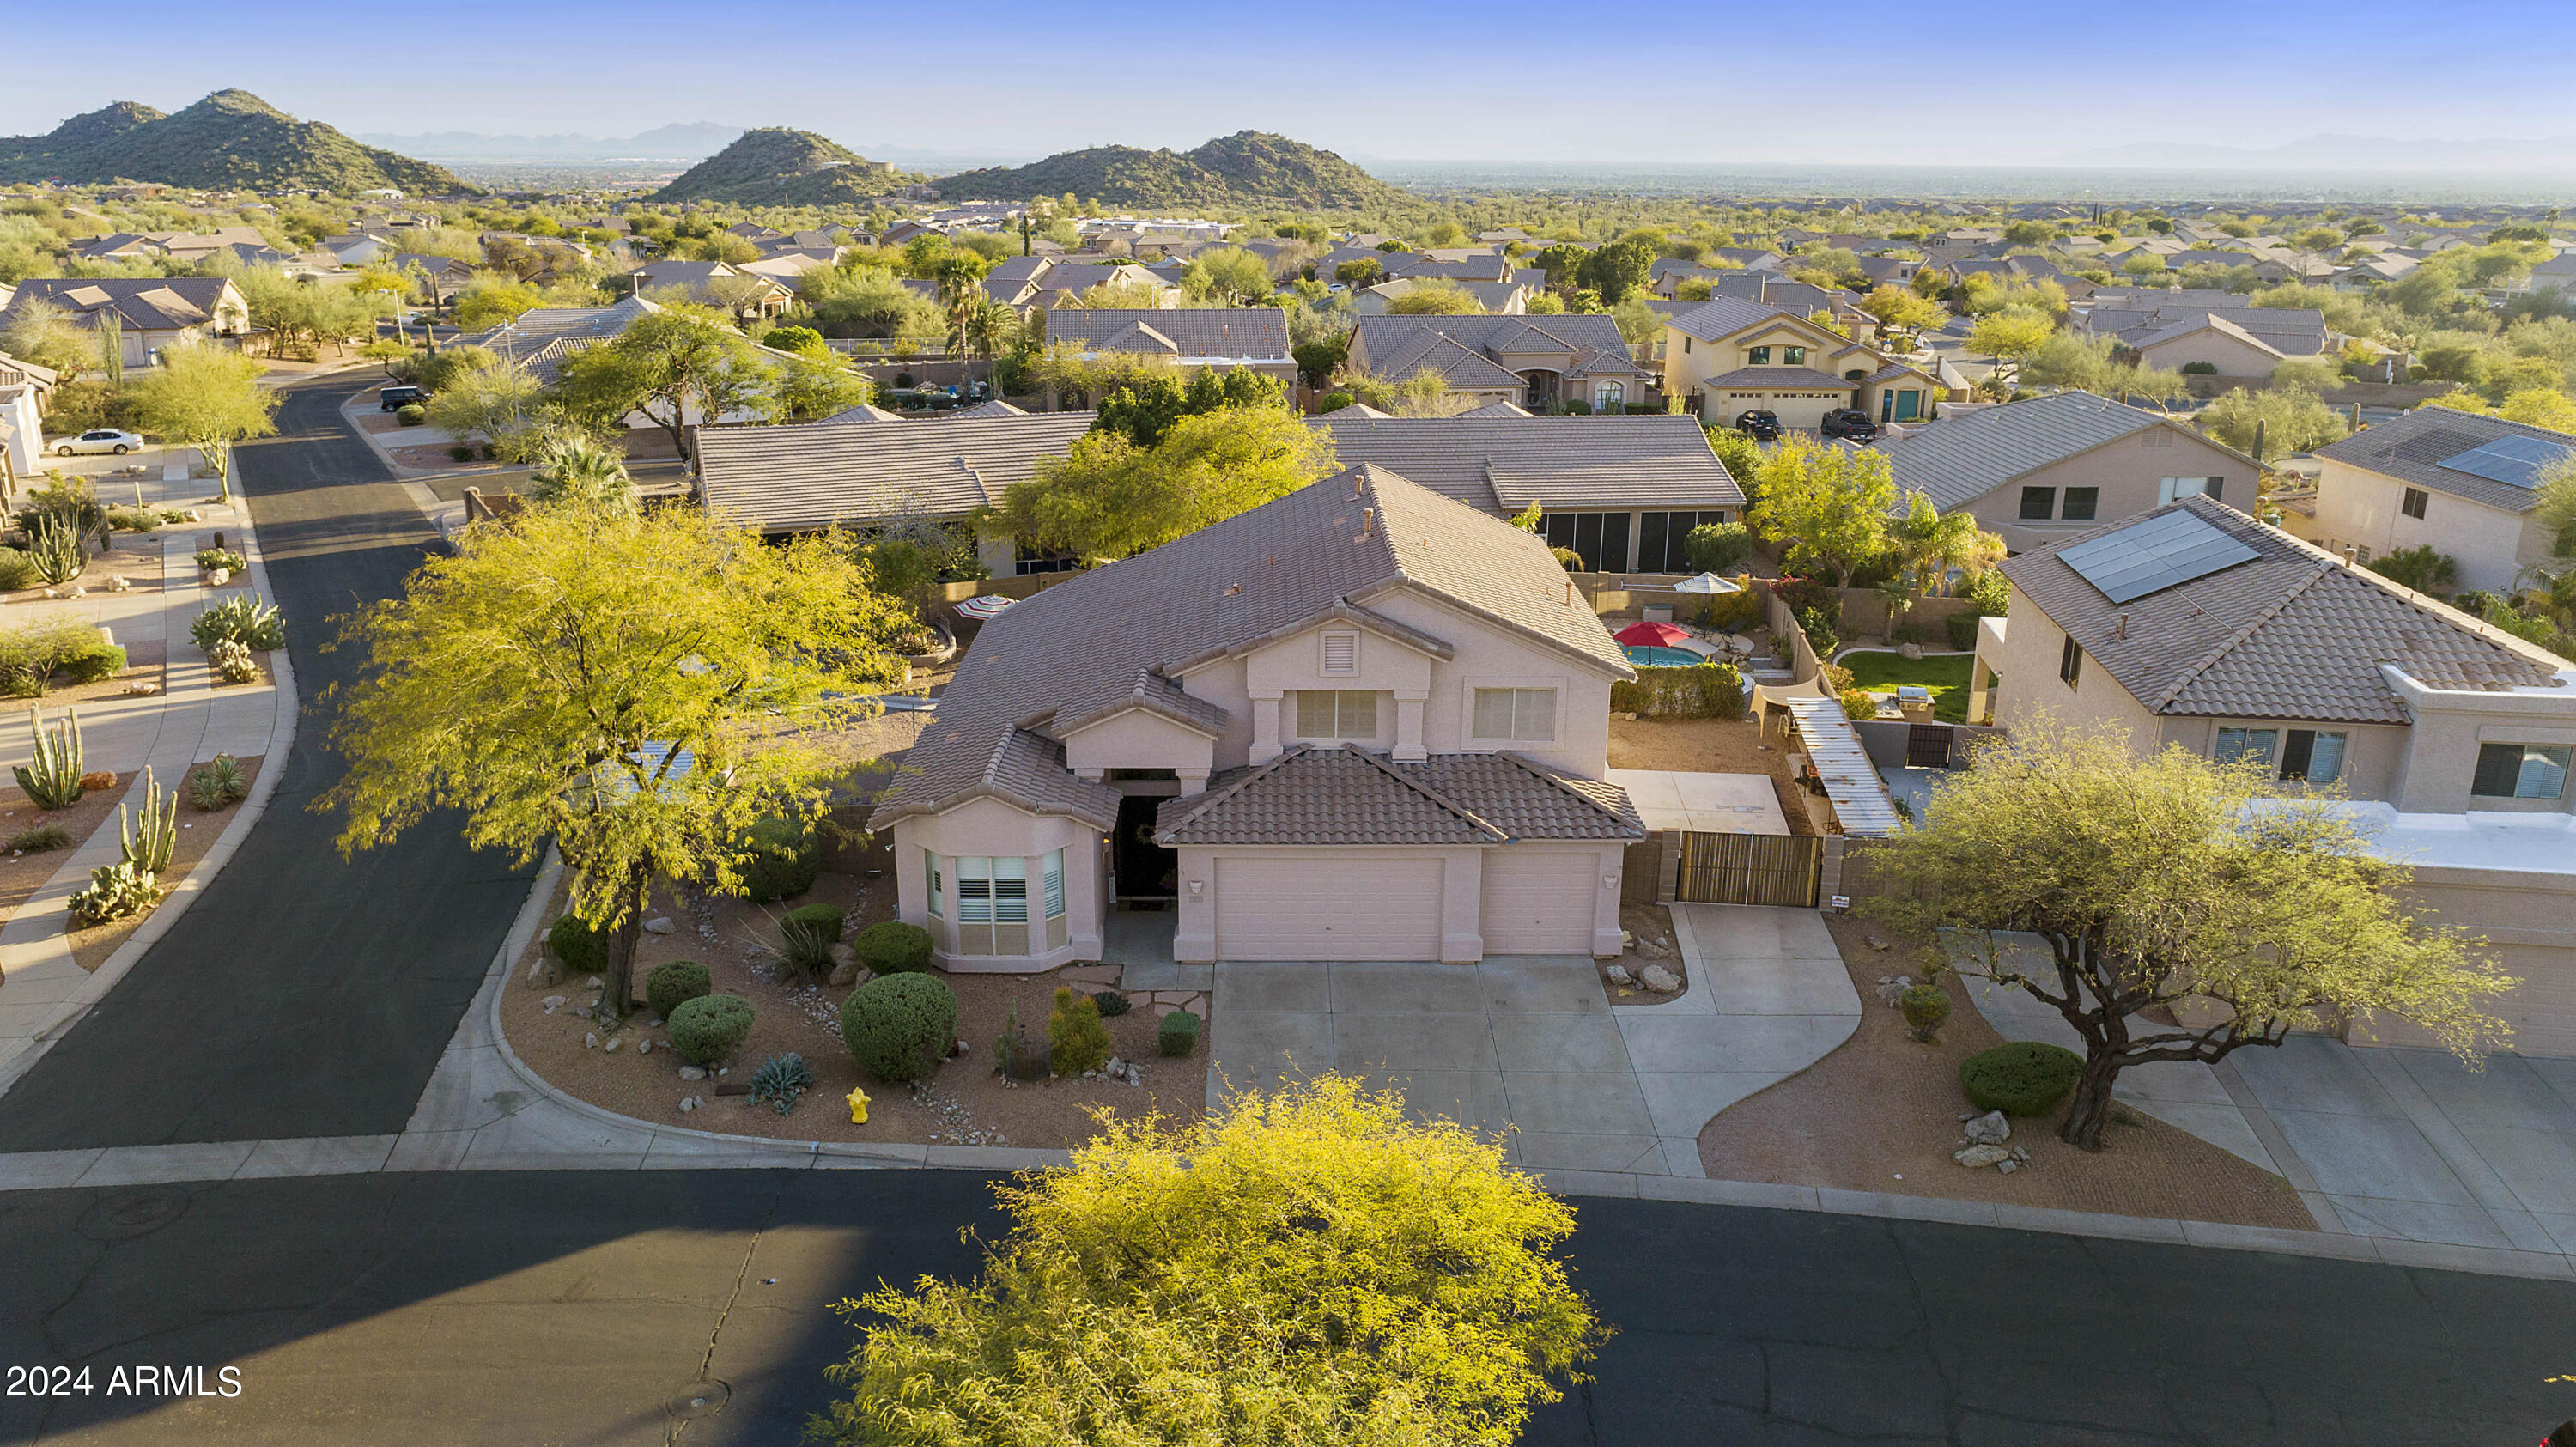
748,1052,816,1116
525,429,634,514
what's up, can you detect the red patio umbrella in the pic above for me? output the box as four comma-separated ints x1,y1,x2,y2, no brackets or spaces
1613,620,1693,648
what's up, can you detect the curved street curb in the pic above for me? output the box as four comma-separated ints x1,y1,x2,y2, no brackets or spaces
0,512,300,1099
477,857,1060,1171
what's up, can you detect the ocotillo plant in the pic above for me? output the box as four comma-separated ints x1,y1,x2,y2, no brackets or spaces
15,706,83,809
119,765,177,874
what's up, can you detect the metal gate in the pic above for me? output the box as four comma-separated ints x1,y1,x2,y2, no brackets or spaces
1906,722,1953,768
1675,832,1823,907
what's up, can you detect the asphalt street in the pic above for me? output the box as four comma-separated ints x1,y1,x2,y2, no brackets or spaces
0,1170,2567,1445
0,376,537,1150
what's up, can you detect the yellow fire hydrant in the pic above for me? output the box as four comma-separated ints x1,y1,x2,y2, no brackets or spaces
847,1086,871,1124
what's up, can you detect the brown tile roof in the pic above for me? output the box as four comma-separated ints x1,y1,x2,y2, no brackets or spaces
1309,413,1742,514
868,464,1632,830
2001,495,2568,724
1154,744,1643,846
1700,366,1856,390
2312,405,2569,514
694,411,1097,532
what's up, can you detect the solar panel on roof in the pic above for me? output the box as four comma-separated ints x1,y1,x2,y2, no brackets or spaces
2437,435,2572,490
2057,510,2260,605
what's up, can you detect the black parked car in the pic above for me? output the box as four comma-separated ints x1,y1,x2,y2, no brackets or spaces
1734,410,1782,441
380,385,427,410
1820,408,1879,441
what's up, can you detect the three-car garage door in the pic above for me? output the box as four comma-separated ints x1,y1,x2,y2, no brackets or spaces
1479,849,1596,955
1214,854,1443,960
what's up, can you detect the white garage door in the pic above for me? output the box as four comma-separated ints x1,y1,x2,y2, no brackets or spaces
1479,849,1596,955
1215,854,1443,961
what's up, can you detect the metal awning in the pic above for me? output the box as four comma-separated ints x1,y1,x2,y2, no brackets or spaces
1783,696,1904,837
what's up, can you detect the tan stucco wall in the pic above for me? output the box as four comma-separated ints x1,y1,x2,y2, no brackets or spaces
2149,715,2412,802
2383,670,2576,816
2307,457,2548,597
1661,314,1860,404
1965,427,2251,554
1984,599,2165,741
1061,708,1217,781
891,799,1106,973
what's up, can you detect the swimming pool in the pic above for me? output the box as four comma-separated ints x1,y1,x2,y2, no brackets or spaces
1623,645,1704,667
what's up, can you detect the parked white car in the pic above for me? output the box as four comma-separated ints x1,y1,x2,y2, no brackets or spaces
52,429,144,457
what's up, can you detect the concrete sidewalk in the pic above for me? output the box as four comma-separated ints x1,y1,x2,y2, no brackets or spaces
0,458,289,1087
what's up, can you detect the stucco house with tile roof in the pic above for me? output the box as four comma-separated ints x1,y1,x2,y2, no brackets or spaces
693,408,1097,575
1346,314,1650,413
867,463,1644,971
1869,391,2257,551
1309,412,1743,572
0,278,249,368
1660,296,1940,428
1032,307,1294,380
2306,407,2573,596
1970,495,2576,1054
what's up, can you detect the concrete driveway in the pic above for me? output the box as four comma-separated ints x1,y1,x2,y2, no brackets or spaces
1207,906,1861,1181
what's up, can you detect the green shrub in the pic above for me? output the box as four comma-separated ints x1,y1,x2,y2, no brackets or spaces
1092,989,1131,1018
1798,605,1840,662
195,548,246,575
1899,983,1951,1042
1610,662,1744,720
0,550,32,591
1839,686,1878,720
396,403,427,425
1959,1041,2085,1116
1158,1008,1200,1058
1684,521,1753,573
854,919,933,974
1697,585,1762,634
447,444,474,462
0,618,124,696
106,507,161,533
2178,361,2218,375
646,959,713,1020
16,475,104,539
669,993,756,1065
783,902,846,944
736,815,820,902
6,821,72,853
546,913,610,975
1049,985,1111,1075
1944,611,1982,651
839,971,957,1081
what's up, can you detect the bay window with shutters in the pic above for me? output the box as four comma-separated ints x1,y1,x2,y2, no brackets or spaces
939,852,1070,955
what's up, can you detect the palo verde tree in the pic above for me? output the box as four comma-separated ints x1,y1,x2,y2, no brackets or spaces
811,1076,1599,1447
556,303,779,461
323,504,909,1024
128,342,281,504
1745,434,1895,584
1866,719,2512,1150
996,404,1338,563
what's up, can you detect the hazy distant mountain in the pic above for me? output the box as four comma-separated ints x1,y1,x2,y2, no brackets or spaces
1,89,470,192
939,131,1404,210
355,122,743,161
2059,134,2576,172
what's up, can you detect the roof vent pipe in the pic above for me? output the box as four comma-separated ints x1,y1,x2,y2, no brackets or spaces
2115,611,2128,639
2342,544,2359,568
1359,508,1375,538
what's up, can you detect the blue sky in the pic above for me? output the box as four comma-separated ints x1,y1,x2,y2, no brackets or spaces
8,0,2576,165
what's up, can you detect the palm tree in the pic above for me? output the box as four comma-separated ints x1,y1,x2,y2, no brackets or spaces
1888,492,2002,598
526,429,634,514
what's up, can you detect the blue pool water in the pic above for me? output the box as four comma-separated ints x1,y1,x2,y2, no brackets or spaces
1623,645,1704,667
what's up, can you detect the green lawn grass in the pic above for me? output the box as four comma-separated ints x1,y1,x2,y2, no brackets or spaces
1838,649,1974,723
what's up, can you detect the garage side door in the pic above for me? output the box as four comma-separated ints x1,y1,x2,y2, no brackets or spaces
1479,848,1595,956
1215,854,1443,961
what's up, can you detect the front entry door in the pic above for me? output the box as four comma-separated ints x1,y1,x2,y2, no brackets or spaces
1114,794,1178,902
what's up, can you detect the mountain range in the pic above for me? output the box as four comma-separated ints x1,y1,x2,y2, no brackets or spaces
2059,133,2576,173
0,90,471,192
935,131,1405,210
